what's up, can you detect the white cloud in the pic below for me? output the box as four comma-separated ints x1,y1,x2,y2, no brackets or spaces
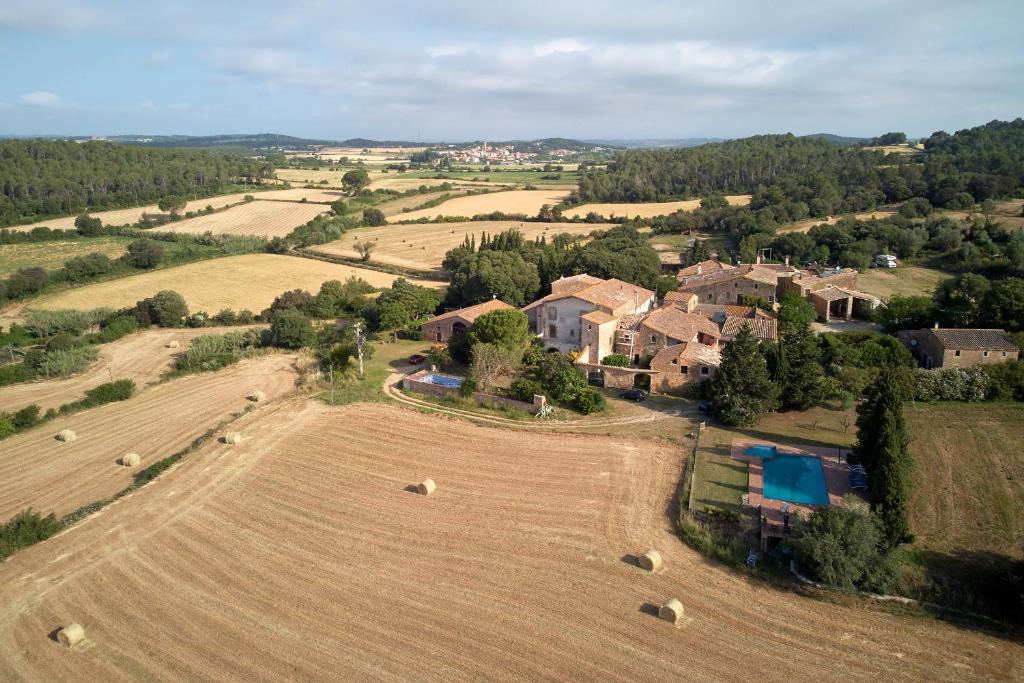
0,0,98,32
169,101,190,111
533,38,590,57
18,91,61,108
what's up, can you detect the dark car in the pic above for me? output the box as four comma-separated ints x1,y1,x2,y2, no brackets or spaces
620,389,647,402
697,400,713,414
408,354,427,365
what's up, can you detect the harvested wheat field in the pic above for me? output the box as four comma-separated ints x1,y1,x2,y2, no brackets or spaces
255,188,347,203
274,168,346,187
776,209,899,234
10,193,256,232
563,195,751,220
0,353,299,521
375,189,473,217
392,189,571,222
0,400,1019,681
0,327,263,413
31,254,441,313
156,201,328,238
313,220,609,273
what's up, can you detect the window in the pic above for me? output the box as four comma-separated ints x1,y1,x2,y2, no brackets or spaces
768,296,774,304
680,365,688,374
955,350,961,357
548,324,557,338
754,284,759,290
671,359,678,365
548,307,557,321
734,283,738,288
1003,351,1008,357
700,367,709,376
650,334,657,343
983,351,989,357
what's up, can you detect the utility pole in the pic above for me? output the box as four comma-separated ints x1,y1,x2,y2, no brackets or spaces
328,363,335,403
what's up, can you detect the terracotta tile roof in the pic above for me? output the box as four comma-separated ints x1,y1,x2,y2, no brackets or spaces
810,286,878,303
678,263,795,288
581,310,616,325
720,315,778,341
523,276,654,313
616,313,645,330
652,342,722,367
549,273,604,295
930,328,1019,351
640,307,721,342
426,299,513,325
678,259,734,278
694,303,758,319
665,290,697,303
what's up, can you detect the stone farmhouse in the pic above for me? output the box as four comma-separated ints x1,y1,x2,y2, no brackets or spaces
777,267,878,323
420,299,513,343
897,326,1020,369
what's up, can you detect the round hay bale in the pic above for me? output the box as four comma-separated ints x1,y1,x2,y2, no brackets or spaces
56,430,77,443
659,598,684,625
247,391,266,403
165,340,179,349
223,432,242,445
416,479,436,496
120,453,141,467
57,623,85,648
639,550,663,572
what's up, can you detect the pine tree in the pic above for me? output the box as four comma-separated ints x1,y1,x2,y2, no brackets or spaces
710,326,779,426
854,373,913,549
780,323,826,409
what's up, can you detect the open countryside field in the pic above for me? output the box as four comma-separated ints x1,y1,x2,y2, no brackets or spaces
391,189,571,222
274,168,346,187
563,195,751,220
0,327,264,413
10,193,258,232
375,189,474,217
0,238,130,277
154,201,329,238
776,209,899,234
30,254,441,313
906,403,1024,559
0,353,299,521
0,400,1019,680
313,220,610,273
255,188,347,203
402,169,577,188
856,265,951,300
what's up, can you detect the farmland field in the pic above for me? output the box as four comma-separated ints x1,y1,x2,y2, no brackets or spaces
0,353,299,521
155,201,329,238
0,327,263,413
402,169,576,187
313,220,609,272
391,189,571,222
375,189,473,217
10,193,257,232
775,209,899,234
0,238,130,277
563,195,751,220
0,400,1018,680
30,254,441,313
254,188,347,203
856,265,950,300
274,168,346,187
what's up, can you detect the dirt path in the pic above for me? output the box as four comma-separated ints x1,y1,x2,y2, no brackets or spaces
0,401,1018,681
0,327,264,413
0,353,302,520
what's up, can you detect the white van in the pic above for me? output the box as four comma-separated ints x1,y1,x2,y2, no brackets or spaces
874,254,898,268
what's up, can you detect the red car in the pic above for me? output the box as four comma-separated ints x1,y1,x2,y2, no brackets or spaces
408,354,427,365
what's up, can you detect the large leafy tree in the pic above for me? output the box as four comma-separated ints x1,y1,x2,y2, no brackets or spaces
980,277,1024,331
710,326,778,426
794,505,886,591
468,309,530,355
779,322,826,410
445,251,540,308
854,372,913,549
342,169,370,194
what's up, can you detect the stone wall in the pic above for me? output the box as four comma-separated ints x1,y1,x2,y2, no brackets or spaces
403,370,547,414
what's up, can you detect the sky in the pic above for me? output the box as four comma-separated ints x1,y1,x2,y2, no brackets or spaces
1,0,1022,141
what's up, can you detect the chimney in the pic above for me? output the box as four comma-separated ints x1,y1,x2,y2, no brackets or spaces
696,265,703,275
784,255,790,266
756,254,762,265
933,322,939,329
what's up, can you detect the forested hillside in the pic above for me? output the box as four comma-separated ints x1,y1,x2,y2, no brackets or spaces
576,119,1024,214
0,140,274,227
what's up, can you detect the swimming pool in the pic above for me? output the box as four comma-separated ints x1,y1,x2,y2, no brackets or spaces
745,444,778,458
421,373,464,388
762,455,830,506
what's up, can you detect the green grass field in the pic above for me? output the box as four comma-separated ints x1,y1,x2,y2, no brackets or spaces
0,237,133,277
856,265,951,300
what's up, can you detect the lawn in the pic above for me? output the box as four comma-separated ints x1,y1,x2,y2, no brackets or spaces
856,265,951,300
322,338,429,405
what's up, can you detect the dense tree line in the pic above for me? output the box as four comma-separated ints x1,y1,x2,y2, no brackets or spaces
578,119,1024,215
0,140,274,227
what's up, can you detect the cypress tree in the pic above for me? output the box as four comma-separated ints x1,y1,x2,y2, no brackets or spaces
710,325,779,426
780,323,826,409
855,373,913,549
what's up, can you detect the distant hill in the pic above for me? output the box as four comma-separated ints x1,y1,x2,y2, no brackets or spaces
586,138,723,149
441,138,614,152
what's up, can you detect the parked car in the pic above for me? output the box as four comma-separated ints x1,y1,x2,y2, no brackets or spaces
874,254,898,268
620,388,647,402
697,400,713,414
408,354,427,365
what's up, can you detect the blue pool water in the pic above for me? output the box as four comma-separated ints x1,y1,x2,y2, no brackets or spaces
745,444,778,457
422,373,464,388
762,455,830,506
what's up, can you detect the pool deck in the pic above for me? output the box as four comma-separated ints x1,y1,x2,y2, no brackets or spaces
730,437,852,542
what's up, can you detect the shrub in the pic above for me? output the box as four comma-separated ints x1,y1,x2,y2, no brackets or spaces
427,347,454,370
177,329,263,373
23,308,112,337
601,353,630,367
983,360,1024,401
133,290,188,327
573,387,606,414
0,509,62,561
74,213,104,236
268,309,315,349
94,315,138,343
12,404,41,431
362,207,386,226
58,379,135,414
125,239,165,269
45,332,85,352
793,505,896,593
508,378,543,402
0,414,14,439
458,377,478,398
914,367,990,402
31,346,98,378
